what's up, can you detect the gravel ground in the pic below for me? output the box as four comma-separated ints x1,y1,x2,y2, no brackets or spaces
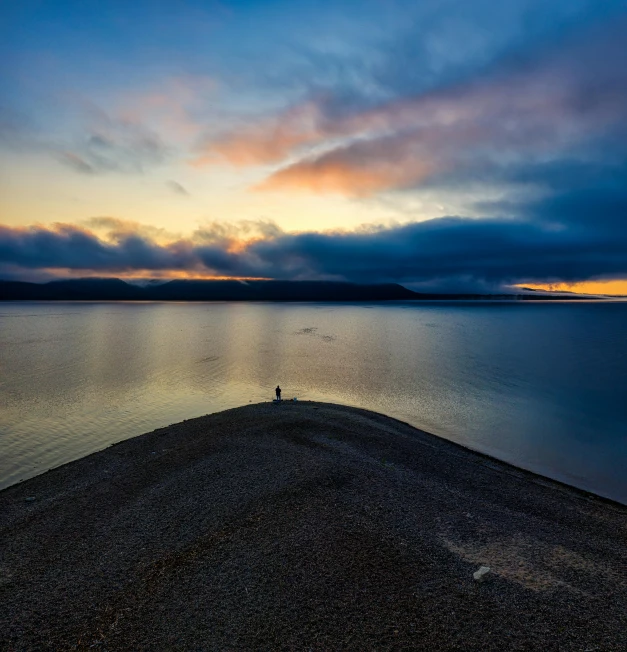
1,401,626,651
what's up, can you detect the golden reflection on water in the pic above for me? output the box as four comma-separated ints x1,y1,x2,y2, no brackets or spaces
1,301,626,503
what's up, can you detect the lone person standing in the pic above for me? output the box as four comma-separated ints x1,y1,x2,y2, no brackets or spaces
275,385,282,401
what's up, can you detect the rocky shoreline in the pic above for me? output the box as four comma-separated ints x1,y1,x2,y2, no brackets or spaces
1,401,626,651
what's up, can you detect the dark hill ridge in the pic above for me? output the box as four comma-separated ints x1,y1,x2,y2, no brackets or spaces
144,279,420,301
1,279,421,301
0,278,143,301
0,278,586,301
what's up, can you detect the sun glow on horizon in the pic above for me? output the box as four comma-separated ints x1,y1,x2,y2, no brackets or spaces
40,269,272,282
520,281,627,296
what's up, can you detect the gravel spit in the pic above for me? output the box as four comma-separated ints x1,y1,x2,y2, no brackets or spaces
1,401,626,651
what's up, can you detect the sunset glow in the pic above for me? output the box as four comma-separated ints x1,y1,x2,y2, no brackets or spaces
1,1,627,292
521,281,627,297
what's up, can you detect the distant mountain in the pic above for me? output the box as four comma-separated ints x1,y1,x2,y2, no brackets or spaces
142,280,421,301
0,278,144,301
0,279,421,301
0,278,593,301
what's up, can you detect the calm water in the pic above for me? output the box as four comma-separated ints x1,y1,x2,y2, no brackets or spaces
1,301,626,503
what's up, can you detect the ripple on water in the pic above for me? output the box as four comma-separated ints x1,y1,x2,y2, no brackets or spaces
1,301,626,502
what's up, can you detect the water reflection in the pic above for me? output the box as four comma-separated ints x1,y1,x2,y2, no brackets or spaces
1,301,626,503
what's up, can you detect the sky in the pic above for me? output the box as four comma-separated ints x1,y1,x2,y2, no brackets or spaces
1,0,627,293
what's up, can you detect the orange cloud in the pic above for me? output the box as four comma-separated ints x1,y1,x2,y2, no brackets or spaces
83,217,183,244
190,68,561,176
191,27,626,197
250,80,585,196
191,100,325,167
256,152,435,196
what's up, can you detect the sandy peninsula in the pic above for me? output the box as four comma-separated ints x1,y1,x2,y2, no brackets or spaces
1,402,626,651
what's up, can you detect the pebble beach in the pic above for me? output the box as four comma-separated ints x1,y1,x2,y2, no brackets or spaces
1,401,626,651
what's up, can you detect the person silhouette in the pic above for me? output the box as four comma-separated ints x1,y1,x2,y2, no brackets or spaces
275,385,282,401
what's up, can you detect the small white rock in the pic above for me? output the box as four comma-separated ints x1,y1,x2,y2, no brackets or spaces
473,566,491,582
25,496,36,502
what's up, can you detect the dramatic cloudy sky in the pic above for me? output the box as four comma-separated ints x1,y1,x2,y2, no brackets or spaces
1,0,627,292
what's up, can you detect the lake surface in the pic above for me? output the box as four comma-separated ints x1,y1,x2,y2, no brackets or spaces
1,301,626,503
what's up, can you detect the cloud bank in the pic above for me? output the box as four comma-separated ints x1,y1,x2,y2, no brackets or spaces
3,174,627,288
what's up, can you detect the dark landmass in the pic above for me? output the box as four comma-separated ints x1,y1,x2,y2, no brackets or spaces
0,278,597,301
1,402,625,651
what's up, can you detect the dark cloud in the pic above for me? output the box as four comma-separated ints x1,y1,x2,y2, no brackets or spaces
0,224,196,274
240,213,627,285
3,171,627,286
472,160,627,233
